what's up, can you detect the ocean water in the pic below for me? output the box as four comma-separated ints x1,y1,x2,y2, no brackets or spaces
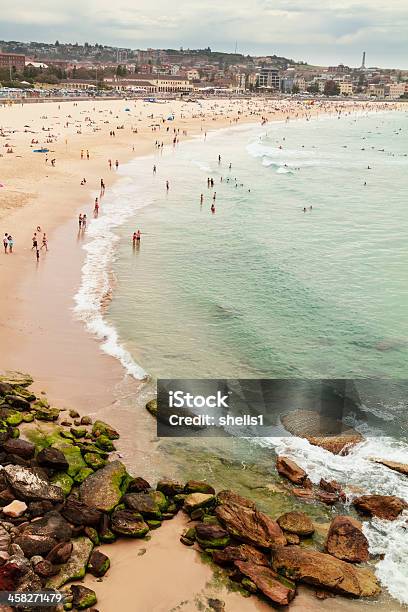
74,109,408,604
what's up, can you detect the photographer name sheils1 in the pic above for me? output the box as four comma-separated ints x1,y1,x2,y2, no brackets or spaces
167,390,263,427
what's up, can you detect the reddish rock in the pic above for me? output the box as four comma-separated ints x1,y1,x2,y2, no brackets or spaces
212,544,269,567
271,546,380,597
0,562,25,590
235,560,296,606
326,516,369,563
292,488,314,500
276,456,309,486
316,491,339,505
353,495,407,521
46,541,73,565
371,459,408,477
277,511,314,537
215,491,286,548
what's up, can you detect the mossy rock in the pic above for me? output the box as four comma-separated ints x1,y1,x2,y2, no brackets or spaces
22,413,34,423
75,442,109,458
5,411,23,426
84,526,100,546
242,578,257,594
46,537,93,588
74,467,94,484
10,427,20,439
79,460,130,513
0,371,34,388
94,435,115,452
51,472,74,496
84,452,107,470
151,490,168,512
173,493,187,507
70,427,87,439
99,528,116,543
14,386,36,402
146,520,162,529
69,409,80,419
34,406,60,421
92,420,119,440
145,399,157,417
60,430,75,440
56,442,88,479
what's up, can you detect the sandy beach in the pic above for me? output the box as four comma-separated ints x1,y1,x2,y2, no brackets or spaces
0,96,405,611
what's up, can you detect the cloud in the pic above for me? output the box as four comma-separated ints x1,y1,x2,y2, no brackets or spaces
0,0,407,68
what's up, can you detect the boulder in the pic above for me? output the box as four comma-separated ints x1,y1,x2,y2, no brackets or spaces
46,537,93,588
46,541,73,565
145,399,157,417
4,395,31,411
87,550,110,577
94,435,115,452
326,516,369,563
50,472,73,496
277,512,314,537
316,491,339,505
156,478,184,497
14,534,57,558
28,500,54,518
33,559,59,578
184,480,215,495
271,546,380,597
92,420,119,440
33,406,60,421
70,585,97,610
235,560,296,606
61,498,102,527
127,477,151,493
0,560,26,590
37,447,69,471
0,371,34,389
215,490,286,548
183,493,215,513
0,381,14,396
79,461,129,512
123,492,162,519
195,523,230,549
212,544,269,567
371,459,408,477
3,465,64,502
281,410,363,455
0,524,11,552
20,510,72,542
110,509,149,538
2,439,35,460
353,495,407,520
276,457,310,486
83,453,106,471
2,500,27,518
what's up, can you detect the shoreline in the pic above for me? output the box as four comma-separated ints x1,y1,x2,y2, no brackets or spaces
1,98,406,610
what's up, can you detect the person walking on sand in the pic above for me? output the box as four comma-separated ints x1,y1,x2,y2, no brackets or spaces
108,159,112,170
100,179,105,193
115,159,119,169
41,233,48,251
3,233,9,253
7,235,13,253
86,150,90,160
31,233,38,250
78,214,83,229
153,165,156,174
94,200,99,217
81,150,84,159
82,214,87,230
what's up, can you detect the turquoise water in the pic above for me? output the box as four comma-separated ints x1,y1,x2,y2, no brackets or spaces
105,111,408,379
74,109,408,604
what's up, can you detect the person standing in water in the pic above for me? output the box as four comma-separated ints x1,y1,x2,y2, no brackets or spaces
40,233,48,251
166,180,169,191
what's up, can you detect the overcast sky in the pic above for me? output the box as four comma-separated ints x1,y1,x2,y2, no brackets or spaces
1,0,407,68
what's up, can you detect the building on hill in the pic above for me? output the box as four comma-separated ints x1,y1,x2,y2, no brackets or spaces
105,74,193,93
0,52,26,72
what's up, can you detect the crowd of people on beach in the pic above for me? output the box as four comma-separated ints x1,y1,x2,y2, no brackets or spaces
0,97,404,267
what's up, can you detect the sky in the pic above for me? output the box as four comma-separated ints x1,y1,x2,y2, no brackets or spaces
1,0,407,69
